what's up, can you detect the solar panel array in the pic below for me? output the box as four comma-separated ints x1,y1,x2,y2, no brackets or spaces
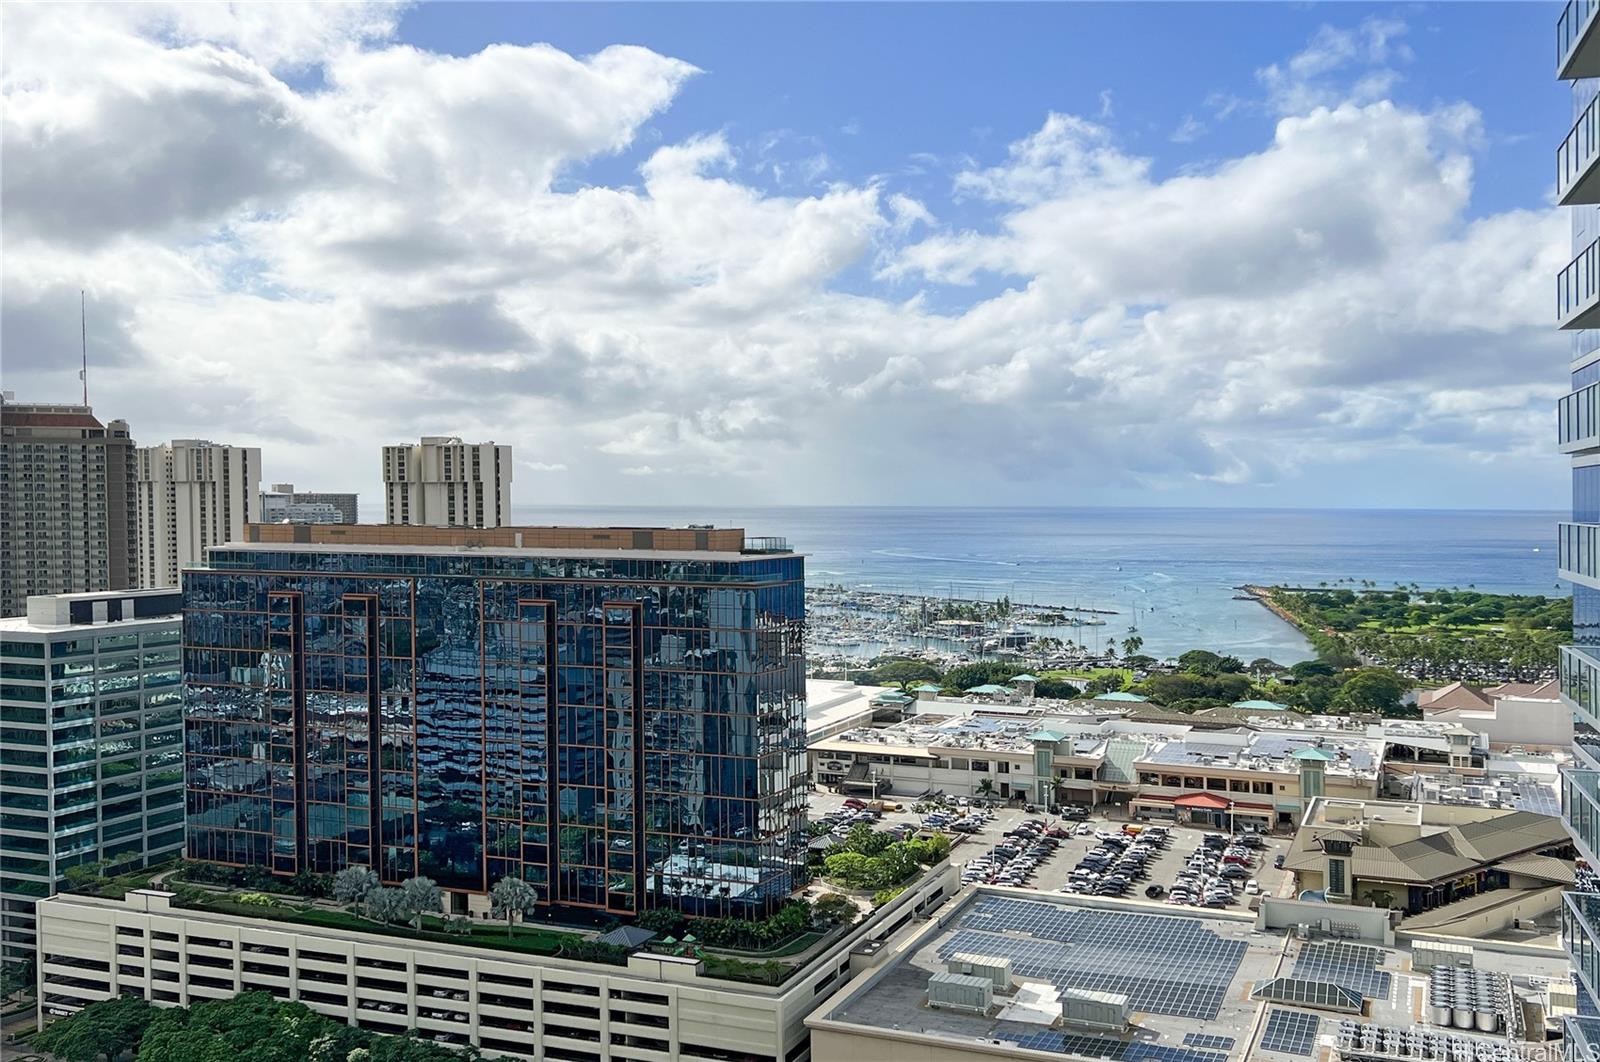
1260,1009,1320,1057
1181,1033,1235,1051
941,896,1248,1021
1008,1029,1229,1062
1291,941,1390,999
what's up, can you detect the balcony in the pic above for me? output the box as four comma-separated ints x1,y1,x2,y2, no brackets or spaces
1567,1015,1600,1062
1561,523,1600,587
1567,891,1600,1004
1562,0,1600,79
1567,93,1600,208
1563,240,1600,329
1565,768,1600,868
1564,384,1600,453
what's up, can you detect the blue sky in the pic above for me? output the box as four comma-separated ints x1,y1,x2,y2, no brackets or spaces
395,2,1562,219
2,2,1577,509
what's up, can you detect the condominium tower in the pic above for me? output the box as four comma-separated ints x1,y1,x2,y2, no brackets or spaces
383,436,510,527
0,589,185,963
135,439,261,588
0,398,137,617
260,482,359,524
1556,6,1600,1053
181,523,805,919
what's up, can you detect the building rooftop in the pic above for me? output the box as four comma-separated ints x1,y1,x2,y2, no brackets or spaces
1285,797,1574,886
1140,731,1378,778
225,523,795,559
810,889,1572,1062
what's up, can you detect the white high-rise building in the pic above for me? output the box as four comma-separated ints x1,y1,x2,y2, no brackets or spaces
135,440,260,587
382,436,511,527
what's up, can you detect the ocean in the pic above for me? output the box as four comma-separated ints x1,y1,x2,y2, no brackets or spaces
512,506,1567,665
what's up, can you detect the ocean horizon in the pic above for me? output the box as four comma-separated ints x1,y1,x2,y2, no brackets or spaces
504,505,1568,665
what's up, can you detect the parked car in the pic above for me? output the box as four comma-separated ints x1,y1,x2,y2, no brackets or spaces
1245,879,1261,895
1273,853,1286,869
842,798,867,810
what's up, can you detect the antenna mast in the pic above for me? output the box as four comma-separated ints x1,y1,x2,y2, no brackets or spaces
79,290,88,405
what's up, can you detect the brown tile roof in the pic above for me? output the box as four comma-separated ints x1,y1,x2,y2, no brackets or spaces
3,411,103,428
1418,681,1492,712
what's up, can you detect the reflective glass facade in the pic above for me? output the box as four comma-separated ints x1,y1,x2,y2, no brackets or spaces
1563,25,1600,1028
0,595,185,962
183,546,807,918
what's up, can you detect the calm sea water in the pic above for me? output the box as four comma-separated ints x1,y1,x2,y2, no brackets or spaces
512,506,1566,665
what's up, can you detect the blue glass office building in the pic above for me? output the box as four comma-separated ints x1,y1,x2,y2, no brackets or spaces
1558,5,1600,1052
182,525,807,918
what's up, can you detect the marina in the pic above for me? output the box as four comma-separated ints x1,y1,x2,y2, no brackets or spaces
806,584,1131,670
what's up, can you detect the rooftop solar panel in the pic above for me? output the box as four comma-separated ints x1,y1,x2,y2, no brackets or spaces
1260,1009,1320,1057
940,897,1248,1021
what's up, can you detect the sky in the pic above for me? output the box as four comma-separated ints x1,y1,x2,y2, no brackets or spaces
0,1,1576,512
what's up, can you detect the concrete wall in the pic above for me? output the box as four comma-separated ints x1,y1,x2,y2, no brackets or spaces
37,868,958,1062
1398,886,1565,939
1256,897,1394,944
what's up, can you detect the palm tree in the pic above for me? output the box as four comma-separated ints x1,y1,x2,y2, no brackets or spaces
490,876,536,937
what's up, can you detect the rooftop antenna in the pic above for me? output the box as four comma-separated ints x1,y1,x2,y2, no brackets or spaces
79,289,88,405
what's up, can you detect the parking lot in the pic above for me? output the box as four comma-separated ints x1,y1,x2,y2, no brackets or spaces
807,792,1298,908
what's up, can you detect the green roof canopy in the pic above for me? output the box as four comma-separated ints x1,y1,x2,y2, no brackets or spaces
1094,691,1149,702
1232,699,1289,710
965,684,1013,695
1292,746,1336,762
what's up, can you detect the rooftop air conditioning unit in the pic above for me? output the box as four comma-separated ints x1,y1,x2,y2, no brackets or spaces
1061,989,1131,1032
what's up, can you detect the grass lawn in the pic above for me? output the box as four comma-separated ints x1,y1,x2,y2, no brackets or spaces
1353,621,1509,634
1040,667,1133,683
176,892,595,960
703,929,826,959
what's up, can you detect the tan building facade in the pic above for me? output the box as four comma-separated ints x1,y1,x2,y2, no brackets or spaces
135,439,260,587
383,436,511,527
35,868,957,1061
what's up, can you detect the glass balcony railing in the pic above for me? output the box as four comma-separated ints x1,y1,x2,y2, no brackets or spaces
1560,523,1600,584
1566,92,1600,206
1565,383,1600,453
1563,0,1600,78
1568,891,1600,1007
1566,769,1600,868
1561,239,1600,329
1564,647,1600,723
1569,1014,1600,1062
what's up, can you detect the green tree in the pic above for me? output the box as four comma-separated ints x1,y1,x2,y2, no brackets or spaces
489,875,537,936
33,992,157,1061
1,954,35,999
1176,650,1224,674
1120,635,1143,658
1330,667,1410,716
363,886,408,925
1083,674,1124,696
400,876,442,929
332,865,379,906
864,659,942,689
823,851,880,889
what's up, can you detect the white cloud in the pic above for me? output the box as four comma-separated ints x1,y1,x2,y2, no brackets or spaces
1170,115,1206,144
0,7,1565,508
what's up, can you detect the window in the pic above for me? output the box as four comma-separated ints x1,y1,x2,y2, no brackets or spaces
969,760,989,772
997,762,1010,775
1328,857,1346,896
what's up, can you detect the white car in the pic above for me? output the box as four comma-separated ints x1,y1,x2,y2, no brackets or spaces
1244,879,1261,895
1074,823,1093,836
